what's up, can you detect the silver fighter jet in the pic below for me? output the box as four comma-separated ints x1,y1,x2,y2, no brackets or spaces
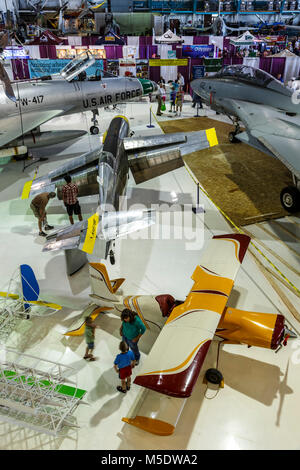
0,51,156,164
191,64,300,212
22,115,218,267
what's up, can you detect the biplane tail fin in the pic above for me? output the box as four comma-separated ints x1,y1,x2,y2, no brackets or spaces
89,263,125,303
20,264,40,311
19,264,62,313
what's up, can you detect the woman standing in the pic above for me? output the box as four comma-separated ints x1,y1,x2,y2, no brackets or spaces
120,309,146,365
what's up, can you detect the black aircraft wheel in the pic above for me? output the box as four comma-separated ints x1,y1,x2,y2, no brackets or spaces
205,368,223,385
280,186,300,213
109,250,115,265
228,131,240,144
90,126,99,135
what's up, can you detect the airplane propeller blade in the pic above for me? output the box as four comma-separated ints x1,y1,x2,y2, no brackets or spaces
0,62,17,102
0,32,9,52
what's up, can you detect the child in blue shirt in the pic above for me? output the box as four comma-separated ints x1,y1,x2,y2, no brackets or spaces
114,341,135,393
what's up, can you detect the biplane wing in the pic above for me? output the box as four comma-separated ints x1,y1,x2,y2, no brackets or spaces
123,233,250,434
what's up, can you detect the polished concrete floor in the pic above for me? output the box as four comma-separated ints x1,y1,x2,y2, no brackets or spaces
0,96,299,450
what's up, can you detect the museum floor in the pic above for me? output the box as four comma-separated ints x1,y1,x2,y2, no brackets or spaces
0,97,299,450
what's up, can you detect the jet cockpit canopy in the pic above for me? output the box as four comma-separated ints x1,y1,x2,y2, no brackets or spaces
60,51,96,82
215,65,275,87
214,64,291,95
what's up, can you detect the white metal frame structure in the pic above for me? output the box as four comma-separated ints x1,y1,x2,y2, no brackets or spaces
0,348,87,436
0,266,62,342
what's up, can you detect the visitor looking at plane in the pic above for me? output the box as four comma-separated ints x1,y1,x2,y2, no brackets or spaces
120,309,146,366
30,192,55,237
62,174,83,225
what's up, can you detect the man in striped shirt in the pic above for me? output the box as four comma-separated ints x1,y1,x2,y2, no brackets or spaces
62,174,83,225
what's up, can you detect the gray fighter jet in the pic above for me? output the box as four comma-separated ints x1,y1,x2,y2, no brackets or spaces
0,50,156,164
22,115,218,270
191,64,300,212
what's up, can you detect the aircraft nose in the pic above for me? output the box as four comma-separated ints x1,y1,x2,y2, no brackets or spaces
138,78,157,95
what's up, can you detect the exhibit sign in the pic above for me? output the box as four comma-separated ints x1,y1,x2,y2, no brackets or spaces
168,50,177,59
192,65,206,80
182,45,214,58
119,58,136,77
123,46,139,59
149,59,188,66
28,59,104,78
3,46,30,60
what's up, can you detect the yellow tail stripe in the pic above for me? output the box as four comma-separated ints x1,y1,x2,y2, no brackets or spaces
132,296,150,329
91,1,105,9
82,213,99,254
206,128,218,148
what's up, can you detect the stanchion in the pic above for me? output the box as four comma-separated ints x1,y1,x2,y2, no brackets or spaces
192,183,205,214
147,107,155,128
194,103,201,118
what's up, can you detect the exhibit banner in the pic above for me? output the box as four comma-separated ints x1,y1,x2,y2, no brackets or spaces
182,45,214,58
3,46,30,60
149,59,188,66
192,65,206,80
28,59,104,78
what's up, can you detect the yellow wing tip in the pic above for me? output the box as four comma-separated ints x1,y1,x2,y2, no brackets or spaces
206,128,218,148
122,416,175,436
21,181,33,200
82,213,99,254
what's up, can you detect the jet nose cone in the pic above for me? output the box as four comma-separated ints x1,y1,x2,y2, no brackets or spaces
138,78,157,95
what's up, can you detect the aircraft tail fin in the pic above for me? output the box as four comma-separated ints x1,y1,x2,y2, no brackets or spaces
20,264,40,311
43,209,156,256
89,263,124,303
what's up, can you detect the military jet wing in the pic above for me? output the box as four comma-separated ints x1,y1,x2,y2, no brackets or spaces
0,108,67,150
125,129,218,184
223,99,300,179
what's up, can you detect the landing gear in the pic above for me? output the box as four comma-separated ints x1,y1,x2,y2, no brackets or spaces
90,108,99,135
90,126,99,135
228,119,242,144
280,186,300,213
205,368,223,385
229,131,240,143
203,341,224,389
109,250,115,265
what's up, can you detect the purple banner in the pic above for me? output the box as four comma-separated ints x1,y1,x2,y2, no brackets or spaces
182,45,214,59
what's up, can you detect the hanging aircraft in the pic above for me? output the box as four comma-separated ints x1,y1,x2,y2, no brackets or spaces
0,50,157,164
191,64,300,213
77,0,106,20
21,115,219,267
63,236,296,435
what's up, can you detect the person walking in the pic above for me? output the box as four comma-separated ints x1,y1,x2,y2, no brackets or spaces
177,72,185,91
156,81,163,116
169,85,176,113
114,341,135,393
30,192,56,237
62,174,83,225
120,309,146,366
175,85,184,116
83,315,98,361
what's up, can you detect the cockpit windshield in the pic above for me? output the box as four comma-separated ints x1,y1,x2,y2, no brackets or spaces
215,65,275,88
60,51,96,82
